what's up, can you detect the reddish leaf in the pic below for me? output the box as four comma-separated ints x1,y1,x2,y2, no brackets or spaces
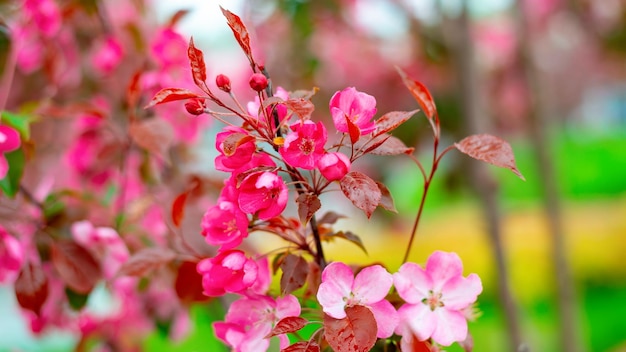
296,193,321,225
267,316,308,338
175,261,209,303
340,171,382,218
289,87,319,100
126,70,142,109
323,305,377,352
171,192,188,227
455,134,525,180
144,88,200,109
235,166,276,187
368,135,414,156
282,341,321,352
317,211,346,225
284,98,315,119
346,115,361,144
280,254,309,295
459,331,474,352
304,260,321,298
220,7,254,66
374,109,419,137
188,37,207,88
117,248,176,277
168,9,190,27
222,132,256,156
376,181,397,213
51,240,101,294
332,231,368,255
129,118,175,164
272,251,289,275
15,262,48,315
396,67,436,120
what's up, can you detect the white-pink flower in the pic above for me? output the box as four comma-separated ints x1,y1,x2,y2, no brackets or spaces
0,226,23,284
317,262,398,338
393,251,482,346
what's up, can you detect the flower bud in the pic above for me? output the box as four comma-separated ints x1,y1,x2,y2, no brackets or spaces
249,73,268,92
317,152,351,181
215,74,231,92
185,98,206,116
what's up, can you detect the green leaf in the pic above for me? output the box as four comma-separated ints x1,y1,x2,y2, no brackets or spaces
65,287,89,311
1,111,32,140
0,148,25,197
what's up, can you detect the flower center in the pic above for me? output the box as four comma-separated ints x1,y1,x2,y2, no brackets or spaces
298,138,315,155
224,218,237,235
422,290,444,311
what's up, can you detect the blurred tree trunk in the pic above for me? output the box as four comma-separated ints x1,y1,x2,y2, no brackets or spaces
443,2,525,351
514,2,581,351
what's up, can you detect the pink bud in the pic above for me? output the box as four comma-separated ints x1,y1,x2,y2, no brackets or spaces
216,74,231,92
249,73,268,92
185,98,206,116
317,152,351,181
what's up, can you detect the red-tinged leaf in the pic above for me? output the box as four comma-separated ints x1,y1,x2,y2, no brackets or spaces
289,87,319,100
51,241,101,294
368,135,414,156
296,193,321,225
400,333,434,352
281,341,321,352
144,88,200,109
346,115,361,144
304,261,321,298
129,118,175,164
317,211,346,225
117,248,176,277
332,231,367,255
222,132,256,156
396,67,436,120
374,109,419,137
235,166,276,186
280,254,309,295
127,70,142,109
188,37,207,88
171,192,188,227
168,9,190,27
376,181,397,213
323,305,377,352
267,317,308,338
455,134,525,180
284,98,315,119
340,171,382,218
272,251,289,275
15,262,48,315
220,7,254,65
175,261,210,304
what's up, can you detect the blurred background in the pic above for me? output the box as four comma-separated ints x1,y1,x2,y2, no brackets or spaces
2,0,626,351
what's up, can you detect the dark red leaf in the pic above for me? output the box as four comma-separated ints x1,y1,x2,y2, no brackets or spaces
281,341,321,352
51,241,101,294
455,134,525,180
272,251,289,275
304,261,321,298
129,118,175,164
175,261,210,304
126,70,142,109
376,181,397,213
396,67,436,120
15,262,48,315
332,231,367,255
235,166,276,187
317,211,346,225
172,192,188,227
323,305,377,352
346,115,361,144
368,135,414,156
296,193,321,225
144,88,200,109
188,37,207,88
340,171,382,218
374,109,419,137
267,316,308,338
284,98,315,119
222,132,256,156
117,248,176,277
220,7,254,66
279,254,309,295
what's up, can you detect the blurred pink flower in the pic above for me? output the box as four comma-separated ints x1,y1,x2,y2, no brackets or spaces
24,0,61,38
317,152,351,181
92,37,124,75
197,250,259,297
330,87,377,136
317,262,398,338
71,221,129,279
0,226,23,283
238,171,288,220
393,251,482,346
201,201,249,250
280,120,327,169
0,125,21,179
151,28,188,69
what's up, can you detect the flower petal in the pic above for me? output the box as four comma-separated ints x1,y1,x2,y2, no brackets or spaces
425,251,463,292
393,262,432,304
441,273,482,310
368,300,398,338
317,262,354,319
431,308,468,346
398,303,436,342
275,294,301,319
353,265,393,304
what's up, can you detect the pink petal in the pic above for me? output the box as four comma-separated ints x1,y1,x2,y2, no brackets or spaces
0,156,8,180
369,300,398,338
431,308,468,346
0,126,20,153
275,294,301,319
398,303,436,342
393,262,432,304
353,265,393,304
317,262,354,319
441,273,482,310
425,251,464,292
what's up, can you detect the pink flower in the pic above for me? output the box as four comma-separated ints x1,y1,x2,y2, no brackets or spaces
279,120,327,169
215,126,256,172
317,262,398,338
24,0,61,38
317,152,351,181
197,250,259,297
329,87,377,135
238,171,288,220
214,294,301,352
71,221,129,279
151,28,188,69
92,36,124,75
201,201,249,250
393,251,482,346
0,125,21,179
0,226,23,284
